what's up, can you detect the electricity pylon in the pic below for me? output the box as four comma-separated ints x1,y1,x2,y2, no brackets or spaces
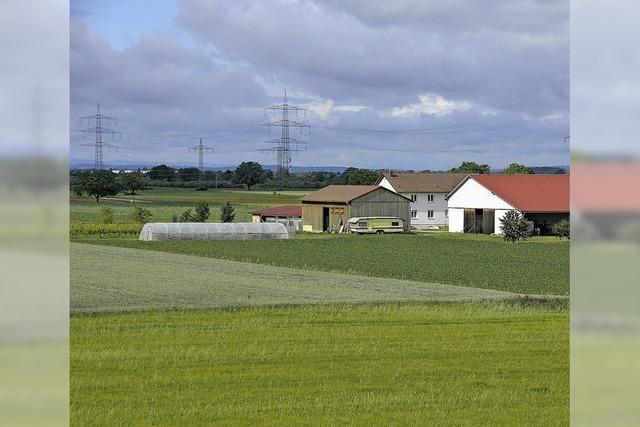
188,137,213,189
79,103,120,170
260,90,310,176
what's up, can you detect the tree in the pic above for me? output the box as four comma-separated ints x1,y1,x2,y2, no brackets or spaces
220,202,235,223
499,210,530,243
177,167,201,182
235,161,265,190
552,218,570,239
502,163,534,174
342,168,379,185
119,172,147,195
131,206,153,224
450,161,491,174
75,170,120,203
194,202,210,222
98,206,114,224
179,208,197,222
148,164,177,181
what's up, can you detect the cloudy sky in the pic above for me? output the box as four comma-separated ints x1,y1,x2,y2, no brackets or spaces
70,0,569,170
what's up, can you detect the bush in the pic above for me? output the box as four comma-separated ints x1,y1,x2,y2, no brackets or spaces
171,213,179,223
194,202,210,222
552,219,570,239
132,206,153,224
220,201,235,223
70,222,142,237
98,206,115,224
500,210,530,243
179,208,197,222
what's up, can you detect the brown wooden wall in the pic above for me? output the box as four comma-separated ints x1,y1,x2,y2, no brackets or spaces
350,188,411,231
302,203,350,232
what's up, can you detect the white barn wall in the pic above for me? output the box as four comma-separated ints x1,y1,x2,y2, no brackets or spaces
448,208,464,232
378,177,395,192
447,178,517,235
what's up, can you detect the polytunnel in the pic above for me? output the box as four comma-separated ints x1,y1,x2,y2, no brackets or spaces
139,222,290,241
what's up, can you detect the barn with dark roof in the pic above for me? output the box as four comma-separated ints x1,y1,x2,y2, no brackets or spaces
445,174,569,235
301,185,411,232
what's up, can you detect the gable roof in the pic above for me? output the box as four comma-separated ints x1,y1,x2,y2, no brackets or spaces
375,172,468,193
302,185,410,203
572,163,640,212
251,204,302,217
447,174,569,213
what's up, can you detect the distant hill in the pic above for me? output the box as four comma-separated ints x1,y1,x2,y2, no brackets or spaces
70,162,348,173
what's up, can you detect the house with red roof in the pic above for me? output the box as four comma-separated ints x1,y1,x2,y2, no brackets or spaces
445,174,569,235
251,205,302,231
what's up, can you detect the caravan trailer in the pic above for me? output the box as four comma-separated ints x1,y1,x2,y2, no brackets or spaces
347,217,405,234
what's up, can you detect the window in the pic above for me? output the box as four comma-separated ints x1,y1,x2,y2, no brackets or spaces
427,210,434,219
427,194,434,202
411,210,417,219
391,221,399,226
357,221,368,227
445,209,448,218
410,194,417,202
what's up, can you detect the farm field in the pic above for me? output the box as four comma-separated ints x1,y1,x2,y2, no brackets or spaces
70,187,308,224
71,302,569,426
74,232,570,295
71,243,519,312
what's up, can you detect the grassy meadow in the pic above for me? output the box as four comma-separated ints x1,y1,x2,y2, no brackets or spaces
70,186,569,424
76,233,569,295
72,302,568,426
70,187,308,223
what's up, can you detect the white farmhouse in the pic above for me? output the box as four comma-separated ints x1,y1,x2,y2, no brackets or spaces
445,174,569,235
375,172,467,229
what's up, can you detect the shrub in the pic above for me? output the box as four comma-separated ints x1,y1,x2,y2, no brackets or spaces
220,201,235,223
98,206,115,224
180,208,197,222
132,206,153,224
500,210,530,243
552,218,570,239
171,213,179,223
194,202,210,222
70,222,142,237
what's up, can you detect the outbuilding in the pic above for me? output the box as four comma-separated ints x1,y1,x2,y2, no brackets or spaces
251,204,302,231
301,185,411,232
445,174,569,235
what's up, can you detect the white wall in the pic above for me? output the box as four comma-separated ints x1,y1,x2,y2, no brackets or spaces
449,208,464,232
378,177,395,192
447,178,517,235
403,192,449,228
447,178,514,210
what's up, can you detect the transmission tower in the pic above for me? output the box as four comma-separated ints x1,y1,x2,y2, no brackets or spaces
79,103,120,170
260,90,310,175
188,137,214,189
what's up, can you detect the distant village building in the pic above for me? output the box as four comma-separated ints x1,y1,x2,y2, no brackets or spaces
302,185,411,232
446,174,569,235
375,172,467,229
251,205,302,231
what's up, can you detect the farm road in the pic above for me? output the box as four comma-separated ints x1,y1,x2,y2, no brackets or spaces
72,243,519,313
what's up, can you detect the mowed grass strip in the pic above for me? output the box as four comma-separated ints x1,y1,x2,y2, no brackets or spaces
78,233,569,295
71,243,518,312
71,303,569,426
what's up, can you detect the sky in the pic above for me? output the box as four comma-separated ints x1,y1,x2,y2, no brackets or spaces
70,0,570,170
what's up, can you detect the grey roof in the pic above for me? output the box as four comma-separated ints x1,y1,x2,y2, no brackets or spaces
375,172,468,193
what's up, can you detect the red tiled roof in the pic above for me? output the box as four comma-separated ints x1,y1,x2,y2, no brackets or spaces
471,174,569,212
572,163,640,212
251,204,302,217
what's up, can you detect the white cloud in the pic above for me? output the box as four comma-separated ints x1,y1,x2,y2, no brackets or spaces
308,99,368,121
390,94,472,118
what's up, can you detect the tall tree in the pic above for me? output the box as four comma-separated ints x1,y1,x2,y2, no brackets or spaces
75,170,120,203
342,168,380,185
502,163,534,174
235,161,265,191
148,164,177,181
118,171,147,194
449,161,491,174
177,167,201,182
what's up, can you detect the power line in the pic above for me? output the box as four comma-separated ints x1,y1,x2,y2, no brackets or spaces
259,90,310,176
188,137,214,189
79,103,121,170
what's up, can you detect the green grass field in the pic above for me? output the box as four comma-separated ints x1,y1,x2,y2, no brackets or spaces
75,232,569,295
72,303,568,426
70,188,308,223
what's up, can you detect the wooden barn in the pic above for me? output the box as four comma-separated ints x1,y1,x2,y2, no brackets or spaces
301,185,411,232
